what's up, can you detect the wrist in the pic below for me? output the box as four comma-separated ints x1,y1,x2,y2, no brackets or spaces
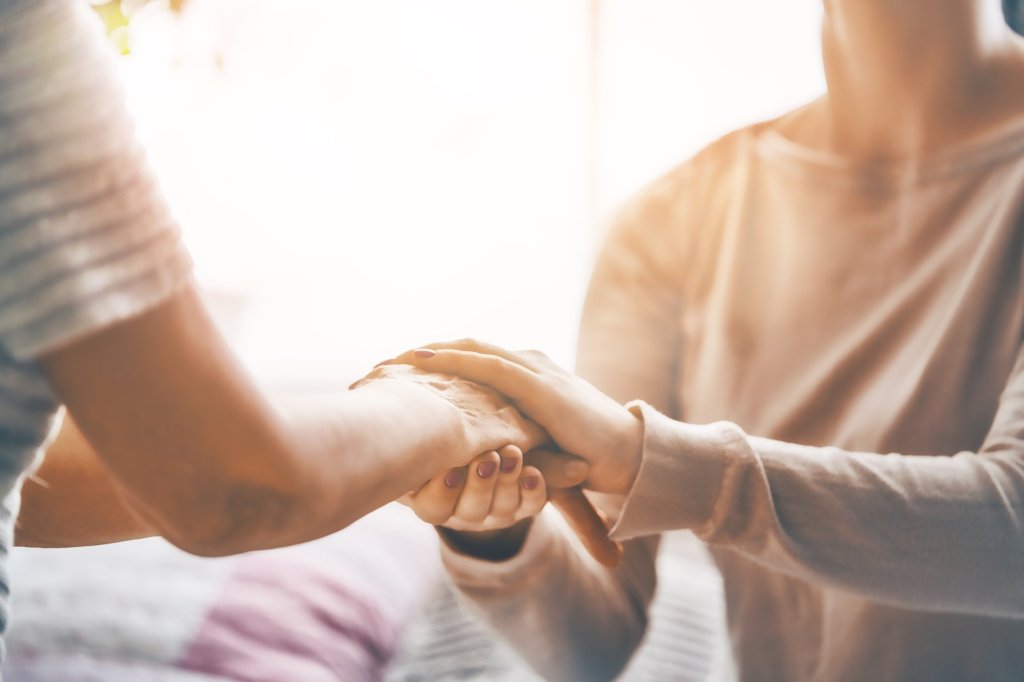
607,405,644,494
355,377,469,467
436,518,534,561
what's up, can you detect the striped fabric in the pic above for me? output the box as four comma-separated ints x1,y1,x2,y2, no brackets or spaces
0,0,191,359
386,532,726,682
0,0,192,654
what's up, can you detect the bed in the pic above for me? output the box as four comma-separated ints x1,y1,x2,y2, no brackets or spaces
5,506,725,681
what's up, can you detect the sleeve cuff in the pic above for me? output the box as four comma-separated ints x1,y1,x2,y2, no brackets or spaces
610,401,746,540
441,507,564,590
2,247,193,360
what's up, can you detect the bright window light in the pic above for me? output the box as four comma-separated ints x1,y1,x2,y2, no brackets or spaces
114,0,822,388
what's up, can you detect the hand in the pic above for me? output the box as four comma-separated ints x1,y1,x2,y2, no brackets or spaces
390,340,644,495
401,445,555,532
350,363,547,470
402,444,624,566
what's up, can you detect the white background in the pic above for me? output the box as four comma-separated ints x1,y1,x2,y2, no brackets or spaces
118,0,825,387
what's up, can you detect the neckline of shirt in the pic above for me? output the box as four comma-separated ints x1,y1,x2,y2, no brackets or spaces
756,115,1024,188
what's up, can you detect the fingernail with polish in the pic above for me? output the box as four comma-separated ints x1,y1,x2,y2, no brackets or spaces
522,475,539,491
477,461,498,479
414,349,436,359
444,469,467,488
500,457,518,474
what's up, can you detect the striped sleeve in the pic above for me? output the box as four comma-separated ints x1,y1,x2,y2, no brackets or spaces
0,0,192,360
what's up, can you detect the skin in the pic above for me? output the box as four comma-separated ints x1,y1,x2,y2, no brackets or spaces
19,416,152,548
25,0,1023,561
403,440,626,564
395,0,1024,558
393,341,644,559
394,343,644,495
18,287,551,555
781,0,1024,158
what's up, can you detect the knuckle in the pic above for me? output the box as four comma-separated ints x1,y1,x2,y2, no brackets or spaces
492,514,516,527
491,496,516,516
417,508,449,525
498,446,522,468
459,509,489,524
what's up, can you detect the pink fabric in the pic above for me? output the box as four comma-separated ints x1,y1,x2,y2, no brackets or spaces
178,554,395,682
177,506,440,682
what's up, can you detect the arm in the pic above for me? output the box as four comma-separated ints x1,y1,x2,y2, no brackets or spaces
17,415,154,548
404,336,1024,620
2,0,541,557
402,302,1024,619
607,385,1024,618
37,287,542,556
444,507,659,682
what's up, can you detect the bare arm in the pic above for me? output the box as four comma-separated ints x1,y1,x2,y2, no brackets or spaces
37,286,543,557
17,415,153,548
2,0,541,557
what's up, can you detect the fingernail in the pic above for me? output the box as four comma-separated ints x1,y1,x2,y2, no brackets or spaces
565,461,588,479
500,457,518,473
444,469,466,488
522,475,539,490
477,461,498,479
414,349,436,359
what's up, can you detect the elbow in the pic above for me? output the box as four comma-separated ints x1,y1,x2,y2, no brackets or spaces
153,480,303,557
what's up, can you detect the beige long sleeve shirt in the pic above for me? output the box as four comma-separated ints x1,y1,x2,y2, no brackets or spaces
442,118,1024,682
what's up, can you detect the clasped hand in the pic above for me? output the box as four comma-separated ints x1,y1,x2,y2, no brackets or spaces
353,363,592,529
389,339,644,496
358,341,644,565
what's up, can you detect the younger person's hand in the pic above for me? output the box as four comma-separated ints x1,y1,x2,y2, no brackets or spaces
401,445,556,532
402,446,624,566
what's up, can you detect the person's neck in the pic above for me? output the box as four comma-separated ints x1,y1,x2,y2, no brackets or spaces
791,0,1024,159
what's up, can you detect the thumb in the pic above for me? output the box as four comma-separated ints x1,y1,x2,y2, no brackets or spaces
524,448,589,488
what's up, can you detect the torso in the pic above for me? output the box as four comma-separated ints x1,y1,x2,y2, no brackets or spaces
669,118,1024,680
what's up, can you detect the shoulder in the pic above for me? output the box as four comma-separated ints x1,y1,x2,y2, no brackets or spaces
615,121,770,229
604,121,771,253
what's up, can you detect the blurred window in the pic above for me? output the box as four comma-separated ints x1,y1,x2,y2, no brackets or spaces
111,0,822,385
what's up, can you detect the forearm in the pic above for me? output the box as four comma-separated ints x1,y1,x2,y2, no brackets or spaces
15,381,470,551
615,402,1024,617
271,379,477,545
16,415,154,548
443,508,658,682
38,287,544,556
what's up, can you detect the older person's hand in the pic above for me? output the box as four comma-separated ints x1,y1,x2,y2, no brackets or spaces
388,340,645,495
357,362,624,566
350,363,547,471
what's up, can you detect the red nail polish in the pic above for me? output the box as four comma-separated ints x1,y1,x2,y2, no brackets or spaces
522,475,539,490
444,469,466,488
477,461,498,479
500,457,517,474
414,349,436,359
